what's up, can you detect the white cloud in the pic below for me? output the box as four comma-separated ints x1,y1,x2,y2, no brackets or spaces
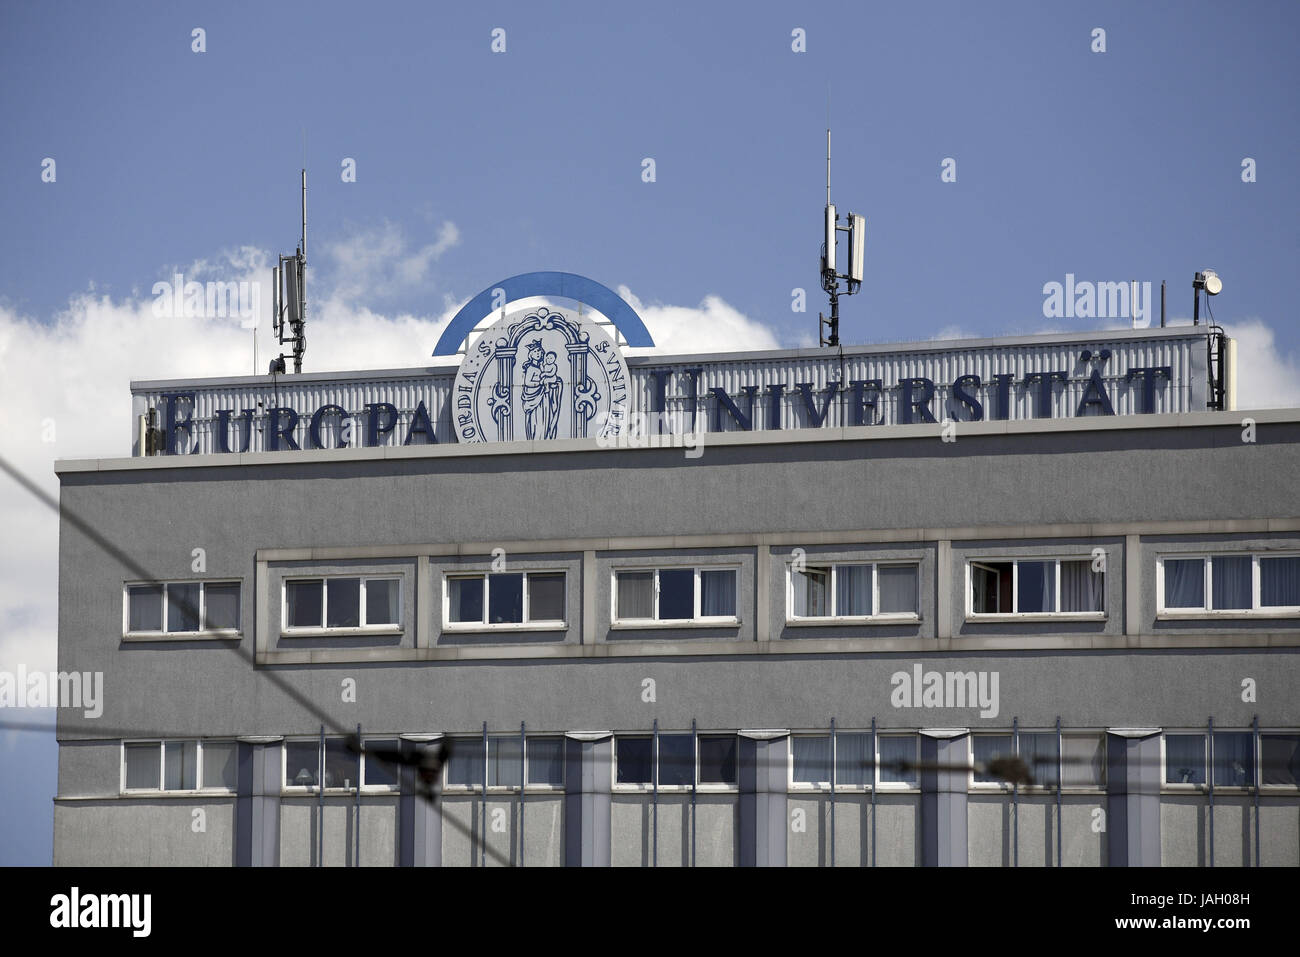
325,220,460,304
0,244,459,677
616,286,781,354
1222,318,1300,410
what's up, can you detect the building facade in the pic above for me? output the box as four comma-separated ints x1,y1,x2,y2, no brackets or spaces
53,276,1300,866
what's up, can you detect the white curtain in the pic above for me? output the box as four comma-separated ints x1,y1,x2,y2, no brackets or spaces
877,736,916,785
835,565,871,616
489,735,523,787
1163,559,1205,609
1060,561,1104,612
1018,732,1059,787
526,737,565,786
793,736,831,784
1211,556,1252,610
973,735,1014,784
617,572,654,619
700,569,736,617
835,733,871,786
1261,557,1300,607
878,565,918,614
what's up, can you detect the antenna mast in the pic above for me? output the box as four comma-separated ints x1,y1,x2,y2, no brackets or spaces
819,128,866,347
272,169,308,374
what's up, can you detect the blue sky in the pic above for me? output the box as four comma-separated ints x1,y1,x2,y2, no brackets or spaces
1,1,1298,865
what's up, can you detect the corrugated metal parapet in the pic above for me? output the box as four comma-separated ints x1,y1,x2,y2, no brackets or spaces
129,327,1214,456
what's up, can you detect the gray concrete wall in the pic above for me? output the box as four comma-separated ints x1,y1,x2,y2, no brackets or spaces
54,800,235,866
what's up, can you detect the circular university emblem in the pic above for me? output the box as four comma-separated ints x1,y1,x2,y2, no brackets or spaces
452,307,630,443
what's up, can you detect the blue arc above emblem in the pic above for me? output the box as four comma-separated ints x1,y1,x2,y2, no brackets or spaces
432,271,655,356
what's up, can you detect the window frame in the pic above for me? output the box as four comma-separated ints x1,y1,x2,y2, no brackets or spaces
787,731,876,792
964,557,1107,621
610,732,740,792
122,580,243,638
441,570,568,632
784,560,922,624
280,736,361,793
438,733,568,793
610,565,741,626
1155,552,1300,618
280,575,403,636
359,736,402,793
1160,729,1258,792
1258,728,1300,791
120,738,238,794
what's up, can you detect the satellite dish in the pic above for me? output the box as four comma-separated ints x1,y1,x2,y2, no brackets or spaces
1202,270,1223,295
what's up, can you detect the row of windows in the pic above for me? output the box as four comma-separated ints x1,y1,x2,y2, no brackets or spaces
120,551,1300,637
119,731,1300,795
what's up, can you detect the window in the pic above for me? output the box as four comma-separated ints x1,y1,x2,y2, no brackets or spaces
1261,734,1300,787
1061,734,1105,789
1163,731,1257,788
283,576,401,632
441,734,567,789
124,581,242,635
361,738,400,790
877,735,919,787
613,567,738,623
613,733,738,788
282,737,359,790
122,739,238,792
445,572,566,627
790,732,873,788
1159,553,1300,615
968,558,1104,617
788,562,920,620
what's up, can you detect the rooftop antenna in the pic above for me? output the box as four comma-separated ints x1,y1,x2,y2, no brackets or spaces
819,123,865,347
272,169,308,374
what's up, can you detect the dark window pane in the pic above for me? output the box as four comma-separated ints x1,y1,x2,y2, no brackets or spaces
488,573,524,624
285,741,319,787
167,583,200,632
1211,556,1252,610
658,734,694,786
323,737,358,788
972,562,1011,614
526,737,565,786
286,580,323,628
1020,732,1059,788
488,735,523,787
128,585,163,631
1164,558,1205,608
527,573,565,622
365,579,399,626
792,736,831,784
204,583,240,630
616,572,654,619
1262,734,1300,786
616,737,652,785
878,565,918,614
363,738,399,788
203,741,238,790
699,735,736,785
448,577,483,624
446,738,484,787
657,569,694,620
327,578,361,628
793,567,830,617
835,733,871,787
1165,734,1205,785
1017,561,1055,613
1212,732,1254,787
699,569,736,618
124,743,159,790
973,735,1015,784
1260,557,1300,608
164,740,197,790
835,565,871,616
878,736,917,786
